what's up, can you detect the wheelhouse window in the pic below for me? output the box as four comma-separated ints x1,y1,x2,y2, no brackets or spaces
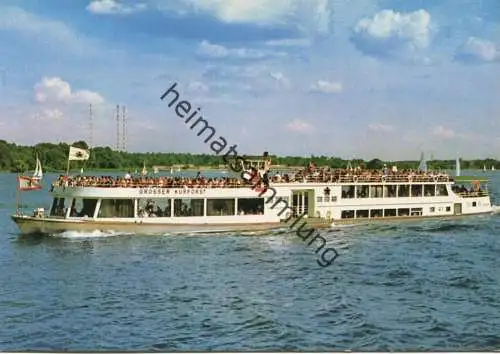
341,185,355,198
98,199,134,218
424,184,435,197
173,198,204,217
207,198,235,216
398,185,409,197
411,184,423,197
356,185,369,198
238,198,264,215
384,185,397,198
69,198,97,217
50,198,67,217
138,198,171,217
436,184,448,196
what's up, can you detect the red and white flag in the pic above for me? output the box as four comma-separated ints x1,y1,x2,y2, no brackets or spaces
17,176,42,191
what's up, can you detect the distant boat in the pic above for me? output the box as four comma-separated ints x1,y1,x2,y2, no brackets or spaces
32,155,43,180
483,164,487,172
492,166,496,171
153,166,159,174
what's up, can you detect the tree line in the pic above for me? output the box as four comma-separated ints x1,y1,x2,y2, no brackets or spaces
0,139,499,173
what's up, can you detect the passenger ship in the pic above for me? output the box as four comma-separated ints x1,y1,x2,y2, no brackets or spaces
10,153,493,235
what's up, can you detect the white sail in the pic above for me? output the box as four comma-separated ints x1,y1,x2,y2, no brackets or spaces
483,164,486,171
141,161,148,176
455,157,461,177
33,155,43,179
492,166,496,171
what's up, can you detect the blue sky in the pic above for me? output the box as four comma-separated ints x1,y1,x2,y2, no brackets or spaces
0,0,498,159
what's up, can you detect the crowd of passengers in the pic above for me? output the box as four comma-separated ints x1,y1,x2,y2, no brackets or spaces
51,161,451,189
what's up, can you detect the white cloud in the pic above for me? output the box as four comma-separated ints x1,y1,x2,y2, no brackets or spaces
285,119,314,133
351,9,432,58
33,77,105,105
368,123,394,132
265,38,311,47
187,81,209,92
457,37,498,63
158,0,330,35
432,125,455,139
270,72,292,89
309,80,343,94
86,0,146,15
33,108,64,121
0,6,91,54
197,40,281,59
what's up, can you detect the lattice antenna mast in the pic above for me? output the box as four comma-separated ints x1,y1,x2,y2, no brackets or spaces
116,104,120,151
122,105,127,151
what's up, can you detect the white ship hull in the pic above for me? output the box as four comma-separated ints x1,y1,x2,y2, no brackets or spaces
11,174,493,236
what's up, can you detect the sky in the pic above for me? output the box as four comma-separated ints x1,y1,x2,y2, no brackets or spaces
0,0,499,160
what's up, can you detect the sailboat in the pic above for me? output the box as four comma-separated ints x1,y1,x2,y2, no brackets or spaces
141,161,148,176
32,155,43,181
483,164,487,172
455,157,461,177
17,155,43,191
492,166,495,171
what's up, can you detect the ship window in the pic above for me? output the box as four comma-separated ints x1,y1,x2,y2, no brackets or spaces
472,201,477,207
323,196,330,202
356,210,369,218
316,196,323,203
398,208,410,217
370,185,383,198
69,198,97,217
384,209,397,217
384,185,397,198
331,196,337,202
238,198,264,215
398,185,410,197
446,206,451,212
370,209,383,218
341,210,355,219
207,198,235,216
138,198,171,217
356,185,369,198
429,207,435,212
341,185,355,198
424,185,435,197
411,185,423,197
173,198,204,217
411,208,423,216
436,184,448,196
50,198,67,217
98,199,134,218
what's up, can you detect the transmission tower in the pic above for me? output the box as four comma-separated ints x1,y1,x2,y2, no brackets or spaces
122,105,127,151
116,104,120,151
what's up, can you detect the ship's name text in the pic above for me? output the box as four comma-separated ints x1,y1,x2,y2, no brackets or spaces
139,188,206,195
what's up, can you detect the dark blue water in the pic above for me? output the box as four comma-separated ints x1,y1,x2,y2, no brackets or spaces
1,171,500,351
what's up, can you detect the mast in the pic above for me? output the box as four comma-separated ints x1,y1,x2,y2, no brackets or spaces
122,105,127,151
116,104,120,151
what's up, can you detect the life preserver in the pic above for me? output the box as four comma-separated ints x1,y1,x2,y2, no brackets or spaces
353,176,358,183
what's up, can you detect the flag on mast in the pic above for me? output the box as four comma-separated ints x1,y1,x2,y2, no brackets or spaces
68,146,90,161
17,176,41,191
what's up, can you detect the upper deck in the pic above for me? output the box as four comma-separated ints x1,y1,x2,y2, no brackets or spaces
51,168,454,190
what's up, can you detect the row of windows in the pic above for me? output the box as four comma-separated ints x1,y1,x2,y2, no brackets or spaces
341,184,448,199
53,197,266,218
340,206,453,219
316,196,338,203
